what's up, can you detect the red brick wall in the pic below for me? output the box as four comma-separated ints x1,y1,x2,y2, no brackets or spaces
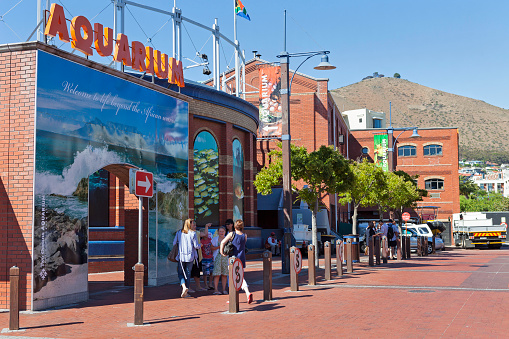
349,128,460,220
189,117,256,226
124,202,148,286
221,60,350,229
0,49,36,310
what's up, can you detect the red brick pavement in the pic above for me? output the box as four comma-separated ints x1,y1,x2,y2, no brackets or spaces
2,248,509,338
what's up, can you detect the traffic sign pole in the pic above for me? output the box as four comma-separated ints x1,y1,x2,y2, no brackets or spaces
290,247,299,291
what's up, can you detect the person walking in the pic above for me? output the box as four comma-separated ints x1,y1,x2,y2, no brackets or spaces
211,226,228,294
220,219,253,304
173,218,201,298
388,219,399,259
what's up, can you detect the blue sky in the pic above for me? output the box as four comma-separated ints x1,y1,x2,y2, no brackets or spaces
2,0,508,108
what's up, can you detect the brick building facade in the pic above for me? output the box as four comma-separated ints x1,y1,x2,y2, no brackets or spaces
0,42,258,310
349,127,460,221
212,59,351,231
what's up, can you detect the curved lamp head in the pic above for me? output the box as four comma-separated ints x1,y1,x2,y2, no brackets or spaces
410,128,420,138
314,55,336,70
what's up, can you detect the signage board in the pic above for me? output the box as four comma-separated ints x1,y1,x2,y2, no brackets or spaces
293,248,302,274
231,258,244,291
402,212,411,222
129,169,153,197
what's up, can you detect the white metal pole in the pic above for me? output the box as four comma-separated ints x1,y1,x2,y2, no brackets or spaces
177,12,182,61
120,0,125,72
212,22,217,89
138,197,143,264
113,0,118,70
37,0,42,42
235,41,240,97
213,18,220,91
242,50,246,99
172,4,177,59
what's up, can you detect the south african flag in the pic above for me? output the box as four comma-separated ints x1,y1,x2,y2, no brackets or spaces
235,0,251,21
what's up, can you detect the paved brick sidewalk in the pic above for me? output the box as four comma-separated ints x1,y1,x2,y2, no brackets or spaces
2,247,509,338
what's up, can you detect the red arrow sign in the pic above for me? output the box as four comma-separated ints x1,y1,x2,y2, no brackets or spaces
135,171,153,197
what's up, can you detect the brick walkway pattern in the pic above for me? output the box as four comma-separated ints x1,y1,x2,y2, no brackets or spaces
2,247,509,338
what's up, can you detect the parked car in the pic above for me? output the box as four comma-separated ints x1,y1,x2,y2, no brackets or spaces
401,225,445,254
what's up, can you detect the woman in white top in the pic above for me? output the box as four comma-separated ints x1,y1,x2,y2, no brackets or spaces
173,218,200,298
211,226,228,294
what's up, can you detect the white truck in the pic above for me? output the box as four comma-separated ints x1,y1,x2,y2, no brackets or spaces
452,212,507,249
292,224,321,254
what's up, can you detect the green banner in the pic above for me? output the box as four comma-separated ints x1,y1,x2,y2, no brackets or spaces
374,134,389,171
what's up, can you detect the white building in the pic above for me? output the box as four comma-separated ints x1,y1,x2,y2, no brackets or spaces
471,170,509,197
342,108,386,129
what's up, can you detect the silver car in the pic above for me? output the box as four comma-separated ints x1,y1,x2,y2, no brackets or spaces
402,228,445,254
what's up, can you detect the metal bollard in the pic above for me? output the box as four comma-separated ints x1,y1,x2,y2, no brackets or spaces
336,240,343,276
368,236,374,267
134,263,144,325
308,245,316,285
424,237,429,256
374,235,381,265
397,236,402,260
401,236,406,259
406,235,411,259
416,236,422,256
263,251,272,301
381,236,388,264
290,247,299,291
229,257,240,312
9,266,19,331
346,238,353,273
432,235,436,254
324,242,331,281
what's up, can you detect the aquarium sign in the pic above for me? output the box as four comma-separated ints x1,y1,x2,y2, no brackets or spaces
129,169,154,197
44,3,185,87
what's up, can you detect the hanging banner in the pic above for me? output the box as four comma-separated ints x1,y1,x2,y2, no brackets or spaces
258,65,282,137
374,134,389,171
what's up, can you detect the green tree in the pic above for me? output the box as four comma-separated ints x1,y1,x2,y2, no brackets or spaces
460,192,509,212
379,172,422,226
459,177,480,198
254,144,353,267
394,73,401,78
338,159,386,235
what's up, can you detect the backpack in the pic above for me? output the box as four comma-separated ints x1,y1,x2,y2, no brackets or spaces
387,224,395,240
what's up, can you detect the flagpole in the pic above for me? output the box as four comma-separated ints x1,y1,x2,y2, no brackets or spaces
234,0,237,42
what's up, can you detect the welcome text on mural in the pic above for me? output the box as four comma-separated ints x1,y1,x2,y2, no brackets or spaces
62,81,173,123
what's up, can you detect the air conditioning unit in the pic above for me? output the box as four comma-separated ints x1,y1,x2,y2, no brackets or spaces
429,192,441,199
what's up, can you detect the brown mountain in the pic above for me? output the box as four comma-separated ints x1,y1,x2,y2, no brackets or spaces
330,77,509,162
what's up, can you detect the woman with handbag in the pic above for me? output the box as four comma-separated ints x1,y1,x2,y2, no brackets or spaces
220,219,253,304
173,218,200,298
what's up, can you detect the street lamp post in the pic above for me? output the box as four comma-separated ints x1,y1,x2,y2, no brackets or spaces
277,11,336,273
386,102,420,172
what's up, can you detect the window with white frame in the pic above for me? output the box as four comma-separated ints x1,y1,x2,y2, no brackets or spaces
425,178,444,190
398,145,416,157
423,144,442,156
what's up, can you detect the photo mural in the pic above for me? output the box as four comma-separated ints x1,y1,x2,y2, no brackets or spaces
34,51,188,308
232,139,244,222
193,131,219,225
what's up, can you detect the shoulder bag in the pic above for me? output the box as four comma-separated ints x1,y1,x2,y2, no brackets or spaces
168,232,179,262
223,231,236,256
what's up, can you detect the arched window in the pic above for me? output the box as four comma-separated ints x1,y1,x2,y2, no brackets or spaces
423,144,442,156
193,131,219,225
232,139,244,222
398,145,416,157
425,179,444,190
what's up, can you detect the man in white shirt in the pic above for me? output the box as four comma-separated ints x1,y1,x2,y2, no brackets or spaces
267,232,280,255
